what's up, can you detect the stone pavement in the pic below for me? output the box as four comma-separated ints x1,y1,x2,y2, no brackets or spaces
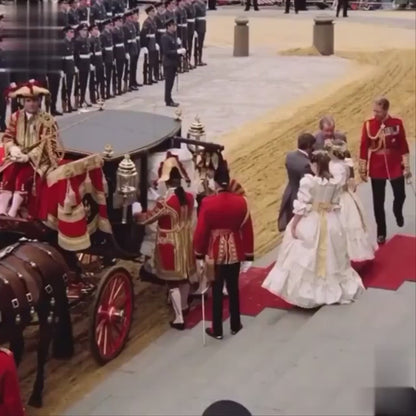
80,46,349,143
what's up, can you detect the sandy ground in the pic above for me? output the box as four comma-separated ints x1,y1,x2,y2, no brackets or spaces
14,10,416,416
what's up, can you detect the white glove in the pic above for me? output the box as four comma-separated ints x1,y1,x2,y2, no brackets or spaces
75,67,79,74
125,53,130,60
194,31,198,38
132,202,143,215
15,153,29,163
178,48,186,55
60,70,65,77
90,64,95,71
9,145,22,159
141,47,149,55
176,38,182,46
155,43,160,51
197,259,205,275
240,261,252,273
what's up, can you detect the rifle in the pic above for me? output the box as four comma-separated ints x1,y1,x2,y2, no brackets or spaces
193,31,199,68
61,72,68,113
74,70,80,110
143,51,150,85
123,54,130,93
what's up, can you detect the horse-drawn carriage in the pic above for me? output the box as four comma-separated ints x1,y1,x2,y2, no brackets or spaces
0,108,224,407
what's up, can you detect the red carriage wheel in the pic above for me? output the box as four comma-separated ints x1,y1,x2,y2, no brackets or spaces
89,267,134,364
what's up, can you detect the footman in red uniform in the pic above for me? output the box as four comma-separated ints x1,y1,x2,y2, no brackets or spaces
194,161,254,340
133,153,197,330
359,97,412,244
0,348,26,416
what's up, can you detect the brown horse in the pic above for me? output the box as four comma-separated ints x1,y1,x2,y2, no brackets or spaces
0,239,74,408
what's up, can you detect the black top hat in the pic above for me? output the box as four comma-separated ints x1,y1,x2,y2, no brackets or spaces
77,23,88,31
165,18,175,28
145,5,155,13
202,400,252,416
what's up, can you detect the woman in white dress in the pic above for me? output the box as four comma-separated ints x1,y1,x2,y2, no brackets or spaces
262,151,364,309
328,140,378,262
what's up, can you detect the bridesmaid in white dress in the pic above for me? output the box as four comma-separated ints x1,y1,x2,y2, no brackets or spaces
262,151,364,309
328,140,378,262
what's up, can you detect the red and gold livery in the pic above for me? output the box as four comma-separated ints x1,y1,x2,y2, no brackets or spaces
359,115,410,180
193,191,254,264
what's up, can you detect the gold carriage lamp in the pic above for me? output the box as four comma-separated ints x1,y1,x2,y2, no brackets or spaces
187,115,206,142
114,154,139,224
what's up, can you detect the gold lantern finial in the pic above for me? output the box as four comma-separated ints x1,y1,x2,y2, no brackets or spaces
103,144,114,158
175,108,182,121
114,154,139,224
187,115,206,141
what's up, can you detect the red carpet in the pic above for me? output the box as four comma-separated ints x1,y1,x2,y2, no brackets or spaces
358,234,416,290
185,234,415,330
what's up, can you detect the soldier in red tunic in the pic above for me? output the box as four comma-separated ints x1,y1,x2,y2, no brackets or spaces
133,153,197,330
0,348,26,416
193,161,254,340
359,97,412,244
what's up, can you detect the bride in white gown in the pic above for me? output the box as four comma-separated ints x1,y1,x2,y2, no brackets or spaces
262,151,365,309
328,140,378,262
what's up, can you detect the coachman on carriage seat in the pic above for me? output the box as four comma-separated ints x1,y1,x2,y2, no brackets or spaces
0,79,63,218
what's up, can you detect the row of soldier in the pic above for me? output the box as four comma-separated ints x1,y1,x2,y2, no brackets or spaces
53,0,207,115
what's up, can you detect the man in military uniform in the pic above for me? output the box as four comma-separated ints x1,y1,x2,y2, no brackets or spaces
161,19,186,107
184,0,196,70
68,0,81,29
60,26,76,112
58,0,70,30
165,0,176,23
155,2,166,80
359,97,412,244
100,19,115,98
89,23,105,102
90,0,107,25
194,0,206,66
0,14,9,132
112,15,127,95
175,0,188,72
77,0,89,25
113,0,126,17
132,8,142,86
74,23,92,107
123,10,139,91
141,6,158,85
47,33,63,116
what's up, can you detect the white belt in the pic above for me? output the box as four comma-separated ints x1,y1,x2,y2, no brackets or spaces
158,29,166,33
64,56,74,60
94,51,102,56
0,68,7,72
146,34,155,38
196,17,206,20
187,18,195,22
116,13,123,17
79,53,91,59
80,20,88,24
96,19,103,23
115,43,124,47
106,13,112,17
136,36,140,40
179,24,187,27
128,39,135,43
105,46,113,51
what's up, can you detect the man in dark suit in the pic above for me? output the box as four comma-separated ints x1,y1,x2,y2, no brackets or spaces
161,19,186,107
314,115,347,150
277,133,316,232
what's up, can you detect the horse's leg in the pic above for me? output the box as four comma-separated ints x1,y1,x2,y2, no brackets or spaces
9,329,25,366
28,307,53,408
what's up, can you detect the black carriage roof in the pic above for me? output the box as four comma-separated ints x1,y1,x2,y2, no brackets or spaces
58,110,181,161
